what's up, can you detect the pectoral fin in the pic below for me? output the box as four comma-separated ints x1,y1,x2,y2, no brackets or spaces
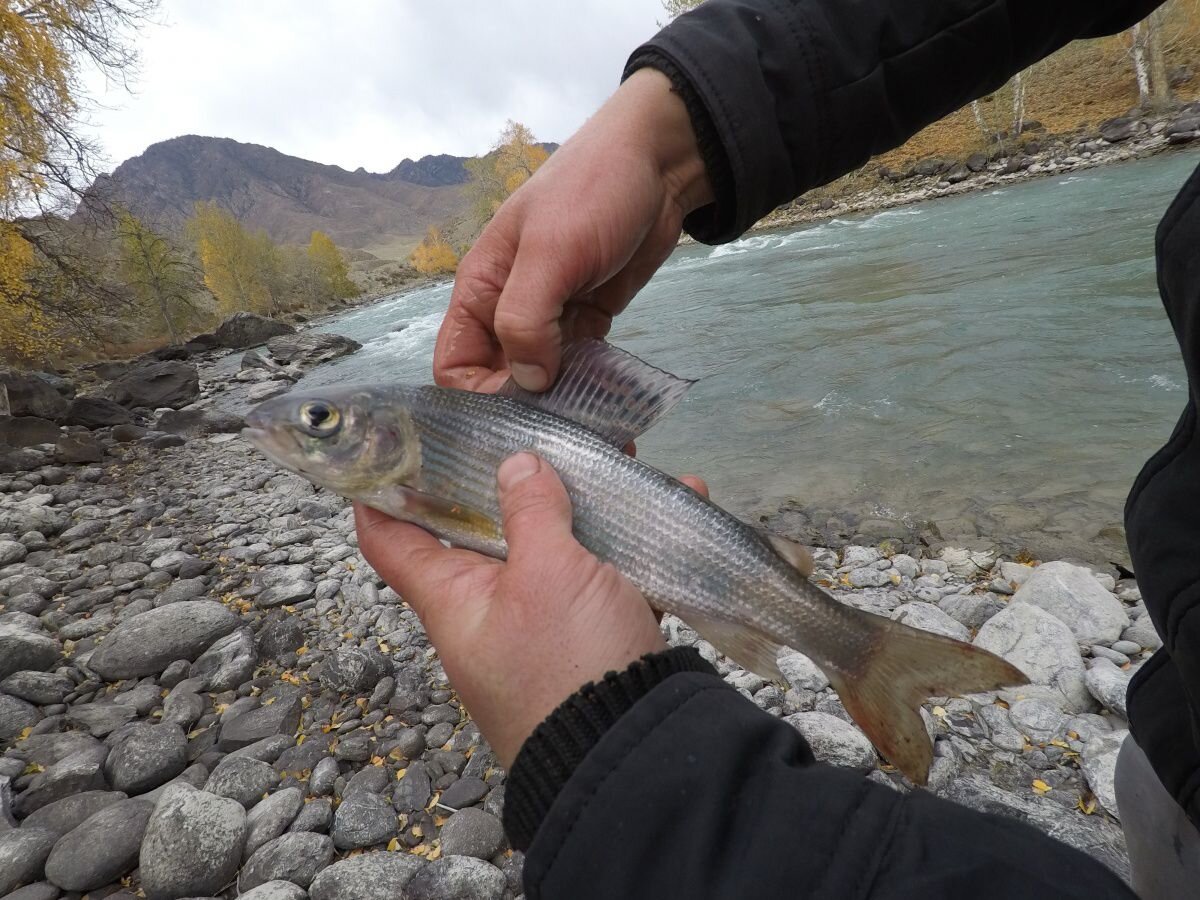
682,611,784,681
498,340,695,447
361,485,507,559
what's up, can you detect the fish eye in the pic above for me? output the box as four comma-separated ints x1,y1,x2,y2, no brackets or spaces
299,400,341,437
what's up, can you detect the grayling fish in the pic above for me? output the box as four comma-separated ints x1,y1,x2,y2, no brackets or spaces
243,341,1025,783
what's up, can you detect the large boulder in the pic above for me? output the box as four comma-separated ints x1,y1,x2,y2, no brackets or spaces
0,370,69,421
105,361,200,410
43,798,154,891
266,332,361,368
974,602,1090,710
1011,561,1128,645
64,396,135,429
214,312,296,349
155,407,244,437
0,416,59,447
0,624,60,681
139,783,247,900
88,600,239,680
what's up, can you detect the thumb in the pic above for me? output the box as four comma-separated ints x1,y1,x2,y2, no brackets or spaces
497,452,575,555
492,238,577,391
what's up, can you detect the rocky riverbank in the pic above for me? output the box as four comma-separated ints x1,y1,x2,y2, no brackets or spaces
741,104,1200,235
0,331,1159,897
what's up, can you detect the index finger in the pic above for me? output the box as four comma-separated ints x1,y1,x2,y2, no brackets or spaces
434,242,513,391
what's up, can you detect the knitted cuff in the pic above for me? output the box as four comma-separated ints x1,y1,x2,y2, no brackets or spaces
502,646,716,850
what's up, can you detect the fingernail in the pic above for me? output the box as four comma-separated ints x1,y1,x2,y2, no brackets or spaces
510,362,549,392
498,452,540,490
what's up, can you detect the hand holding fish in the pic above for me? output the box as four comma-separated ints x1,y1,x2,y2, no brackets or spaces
355,451,708,767
433,67,713,394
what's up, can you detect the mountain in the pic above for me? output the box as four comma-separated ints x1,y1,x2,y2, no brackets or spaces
82,135,476,260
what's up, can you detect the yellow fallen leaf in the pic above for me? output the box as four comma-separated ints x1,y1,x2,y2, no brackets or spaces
16,726,33,742
395,768,408,780
1031,779,1051,795
263,697,277,706
296,734,306,745
931,706,947,718
1078,796,1098,815
410,842,428,855
424,845,442,861
412,825,424,838
296,646,308,655
283,605,297,613
433,815,448,827
387,838,402,851
23,763,44,775
370,756,385,766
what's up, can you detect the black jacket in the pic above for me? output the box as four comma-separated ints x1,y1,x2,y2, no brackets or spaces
501,1,1200,896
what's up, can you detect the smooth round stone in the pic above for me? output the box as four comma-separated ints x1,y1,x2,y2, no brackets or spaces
105,724,188,795
0,827,59,895
405,857,505,900
309,853,426,900
44,798,154,891
239,880,309,900
1110,639,1142,656
238,831,334,891
439,808,504,859
204,755,280,808
139,784,247,900
437,776,488,810
331,791,397,850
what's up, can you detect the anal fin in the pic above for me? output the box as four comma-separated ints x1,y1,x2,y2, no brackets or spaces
683,611,784,681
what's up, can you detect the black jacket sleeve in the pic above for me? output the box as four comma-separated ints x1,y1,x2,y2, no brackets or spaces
506,652,1134,900
625,0,1164,243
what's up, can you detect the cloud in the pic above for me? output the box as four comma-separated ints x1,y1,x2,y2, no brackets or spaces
81,0,664,173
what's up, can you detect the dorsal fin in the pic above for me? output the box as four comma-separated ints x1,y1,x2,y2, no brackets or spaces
497,340,695,447
755,528,816,577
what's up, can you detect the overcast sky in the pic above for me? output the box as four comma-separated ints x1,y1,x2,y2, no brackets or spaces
82,1,665,174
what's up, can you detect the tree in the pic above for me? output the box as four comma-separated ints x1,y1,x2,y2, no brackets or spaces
307,231,358,301
661,0,703,16
410,227,458,275
1130,8,1174,109
0,1,157,359
464,120,549,231
116,210,200,345
188,201,276,317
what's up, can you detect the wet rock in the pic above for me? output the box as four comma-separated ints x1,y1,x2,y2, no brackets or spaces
0,624,60,680
289,796,333,833
156,407,245,437
239,831,334,891
214,312,296,349
309,852,426,900
189,627,256,691
1099,117,1138,142
438,775,487,810
239,881,309,900
406,857,505,900
1081,729,1127,817
139,783,247,900
105,361,200,410
440,808,504,859
890,602,970,642
331,790,397,850
0,692,40,741
267,332,362,368
218,694,302,751
64,397,134,429
0,371,68,421
243,785,305,860
104,724,188,795
974,602,1089,710
204,755,280,808
1011,561,1128,644
20,790,126,836
319,646,393,694
17,748,110,815
0,826,58,895
88,600,239,680
1084,658,1131,718
43,798,153,891
0,417,59,448
784,711,876,770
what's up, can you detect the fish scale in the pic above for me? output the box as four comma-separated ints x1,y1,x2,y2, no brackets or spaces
243,340,1027,785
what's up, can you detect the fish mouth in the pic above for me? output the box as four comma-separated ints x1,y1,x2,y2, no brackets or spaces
242,425,304,474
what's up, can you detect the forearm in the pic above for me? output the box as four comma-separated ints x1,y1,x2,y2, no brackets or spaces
507,651,1136,899
626,0,1165,242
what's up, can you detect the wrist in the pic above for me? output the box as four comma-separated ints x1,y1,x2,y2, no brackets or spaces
610,67,714,214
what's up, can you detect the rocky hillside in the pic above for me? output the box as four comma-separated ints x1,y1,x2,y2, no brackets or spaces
82,136,473,259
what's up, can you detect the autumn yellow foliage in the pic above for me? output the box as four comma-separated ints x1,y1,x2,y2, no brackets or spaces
307,231,359,300
410,227,458,275
464,120,549,230
188,201,278,316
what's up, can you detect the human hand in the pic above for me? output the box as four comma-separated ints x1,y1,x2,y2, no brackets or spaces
355,452,708,768
433,67,713,394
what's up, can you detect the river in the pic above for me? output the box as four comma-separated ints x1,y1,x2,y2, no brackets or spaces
297,149,1199,561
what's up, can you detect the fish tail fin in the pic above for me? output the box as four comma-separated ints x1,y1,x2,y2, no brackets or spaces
825,614,1027,785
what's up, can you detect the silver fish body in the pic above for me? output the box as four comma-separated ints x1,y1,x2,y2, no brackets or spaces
243,342,1025,784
